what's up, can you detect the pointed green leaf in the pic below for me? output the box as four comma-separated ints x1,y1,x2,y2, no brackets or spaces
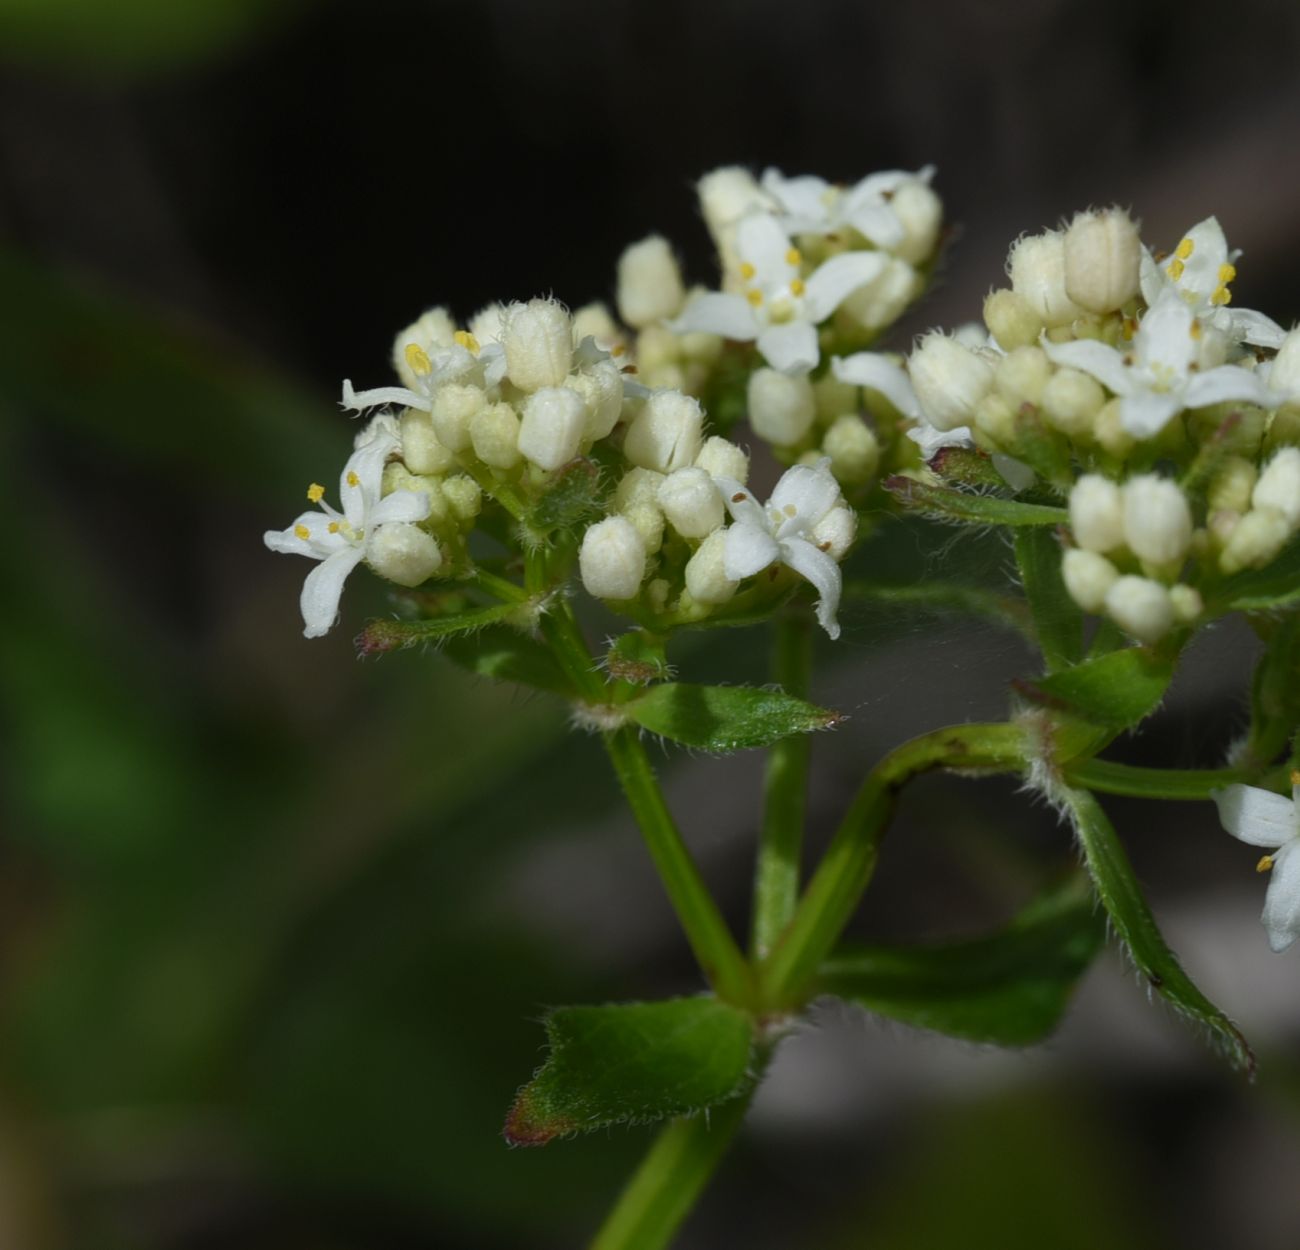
625,683,844,752
1060,786,1254,1074
356,603,523,655
1018,647,1175,728
817,874,1105,1045
885,476,1068,527
504,998,755,1147
1014,527,1083,671
441,625,573,695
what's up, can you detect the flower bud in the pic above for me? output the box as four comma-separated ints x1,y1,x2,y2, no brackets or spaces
1069,475,1125,552
572,301,623,350
579,516,647,600
383,464,447,525
517,387,586,471
1063,208,1142,314
617,235,686,329
697,166,768,250
995,346,1051,407
1094,398,1135,458
840,258,921,331
1008,231,1083,328
684,529,738,605
694,436,749,484
430,384,486,453
468,302,506,346
392,307,457,388
973,392,1017,445
566,359,625,441
621,501,665,554
1122,475,1192,564
1207,456,1258,515
1220,507,1291,573
984,288,1043,350
1252,446,1300,529
400,409,456,474
813,374,858,420
812,505,857,560
1061,549,1119,612
441,475,482,522
908,332,996,431
623,390,704,472
1105,575,1175,643
1169,584,1203,623
748,367,816,445
657,467,725,538
1271,327,1300,398
367,522,443,587
615,466,666,511
822,415,880,483
500,298,573,392
470,402,522,469
890,179,942,265
1040,367,1104,438
634,325,680,372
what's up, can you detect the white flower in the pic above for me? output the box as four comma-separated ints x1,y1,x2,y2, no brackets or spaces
1042,289,1269,438
713,458,847,638
342,333,507,414
264,427,432,638
1139,217,1285,349
671,214,885,374
760,165,937,257
1213,776,1300,952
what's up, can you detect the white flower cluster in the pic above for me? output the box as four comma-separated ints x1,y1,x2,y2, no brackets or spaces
1214,774,1300,953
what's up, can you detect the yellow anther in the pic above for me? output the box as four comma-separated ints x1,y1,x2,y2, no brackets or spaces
1175,237,1195,260
747,289,764,307
1167,258,1185,281
783,503,798,517
611,344,626,357
346,470,360,488
328,521,340,534
1121,316,1138,340
1210,286,1232,306
1189,319,1202,340
790,278,806,297
785,247,802,266
1218,263,1237,285
404,343,432,376
739,262,756,281
293,523,310,541
453,329,480,354
1257,854,1275,873
307,482,325,503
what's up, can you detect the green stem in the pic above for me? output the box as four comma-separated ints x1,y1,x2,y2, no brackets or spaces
759,722,1027,1008
589,1092,752,1250
539,597,604,702
463,459,528,521
473,567,529,603
1065,758,1244,800
604,727,754,1006
751,612,813,959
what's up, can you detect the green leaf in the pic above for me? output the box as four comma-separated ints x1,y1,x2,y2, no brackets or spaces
1014,527,1083,672
1017,647,1175,728
504,998,755,1146
1207,535,1300,612
1060,786,1254,1074
625,683,844,752
1244,615,1300,765
885,476,1068,528
441,625,573,695
355,603,523,656
817,874,1105,1045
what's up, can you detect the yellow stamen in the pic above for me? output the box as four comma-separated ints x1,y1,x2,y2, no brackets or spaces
1218,263,1237,285
1167,258,1185,281
1175,237,1195,260
747,289,763,307
328,521,340,534
346,470,360,488
1121,316,1137,340
782,503,798,517
453,329,480,354
1290,768,1300,786
293,523,310,540
1189,319,1202,340
1257,854,1275,873
404,343,432,376
611,344,626,357
789,278,806,297
785,247,801,266
1210,286,1232,306
307,482,325,503
739,262,756,281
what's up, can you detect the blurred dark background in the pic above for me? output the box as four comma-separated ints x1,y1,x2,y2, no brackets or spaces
2,1,1300,1246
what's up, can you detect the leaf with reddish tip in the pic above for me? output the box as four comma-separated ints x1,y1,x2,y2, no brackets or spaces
504,998,755,1147
355,603,520,656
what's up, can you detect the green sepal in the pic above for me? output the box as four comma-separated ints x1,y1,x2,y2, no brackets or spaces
503,998,755,1147
1014,527,1083,672
1017,647,1175,729
884,476,1068,528
1060,786,1254,1075
355,602,524,656
527,458,604,534
441,625,574,695
624,682,844,752
816,873,1105,1046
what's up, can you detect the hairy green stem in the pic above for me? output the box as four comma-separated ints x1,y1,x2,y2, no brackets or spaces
752,612,813,959
1065,758,1245,800
588,1091,753,1250
759,722,1027,1008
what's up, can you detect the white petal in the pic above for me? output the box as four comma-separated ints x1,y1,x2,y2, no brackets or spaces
780,536,843,639
341,380,430,413
1183,365,1270,411
264,511,345,558
761,170,831,223
1262,839,1300,952
831,352,920,418
756,321,819,374
1213,784,1296,848
1118,389,1182,438
1176,217,1230,300
737,213,795,280
1137,289,1196,375
723,521,781,579
671,292,758,341
803,251,887,321
906,422,973,459
1041,338,1133,396
369,488,432,527
339,433,394,528
1138,248,1166,308
299,546,364,638
715,477,768,529
991,453,1036,492
845,202,904,251
1227,307,1286,350
770,458,841,528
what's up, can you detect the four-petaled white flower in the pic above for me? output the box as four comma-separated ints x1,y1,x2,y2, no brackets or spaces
761,165,935,254
1139,216,1285,349
1042,288,1269,438
713,458,847,638
342,334,507,414
671,214,885,375
1213,775,1300,952
264,423,432,637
